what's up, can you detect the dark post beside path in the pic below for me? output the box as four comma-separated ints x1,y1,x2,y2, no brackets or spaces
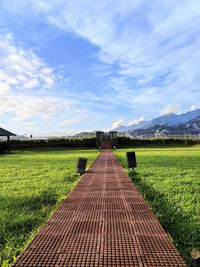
12,149,188,267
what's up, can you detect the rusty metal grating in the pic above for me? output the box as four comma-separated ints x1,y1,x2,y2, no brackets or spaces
134,221,167,236
141,254,187,267
137,235,180,255
128,210,157,221
13,149,187,267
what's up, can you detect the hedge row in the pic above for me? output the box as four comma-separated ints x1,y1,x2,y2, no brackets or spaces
0,136,199,152
6,137,96,149
116,136,197,147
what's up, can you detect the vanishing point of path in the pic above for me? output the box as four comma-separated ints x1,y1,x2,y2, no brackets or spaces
13,149,187,267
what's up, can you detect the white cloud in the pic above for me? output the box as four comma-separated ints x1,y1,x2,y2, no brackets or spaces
26,0,200,108
112,115,144,129
128,116,144,126
8,0,198,113
161,104,181,116
0,82,10,93
112,117,124,129
0,92,72,121
0,34,55,92
61,118,84,125
0,34,74,126
23,79,40,89
189,105,196,111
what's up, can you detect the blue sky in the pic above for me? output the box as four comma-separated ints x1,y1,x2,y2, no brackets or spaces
0,0,200,135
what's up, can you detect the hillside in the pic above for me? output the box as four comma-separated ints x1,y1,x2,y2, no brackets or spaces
129,115,200,137
115,109,200,134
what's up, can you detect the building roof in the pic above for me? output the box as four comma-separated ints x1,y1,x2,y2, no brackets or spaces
0,127,16,136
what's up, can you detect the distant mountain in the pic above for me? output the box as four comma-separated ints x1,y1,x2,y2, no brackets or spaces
187,115,200,124
149,113,181,127
116,109,200,132
129,115,200,137
127,120,152,130
149,109,200,128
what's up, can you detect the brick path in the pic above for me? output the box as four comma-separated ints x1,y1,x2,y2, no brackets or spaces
13,149,187,267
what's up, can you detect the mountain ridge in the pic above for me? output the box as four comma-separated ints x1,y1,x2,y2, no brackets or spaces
115,109,200,132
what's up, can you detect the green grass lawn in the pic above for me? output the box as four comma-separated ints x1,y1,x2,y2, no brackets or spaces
0,147,98,267
115,145,200,266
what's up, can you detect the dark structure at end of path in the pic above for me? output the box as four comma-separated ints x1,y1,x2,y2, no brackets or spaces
96,131,118,149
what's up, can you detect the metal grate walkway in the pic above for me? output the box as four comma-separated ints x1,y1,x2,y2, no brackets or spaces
13,149,187,267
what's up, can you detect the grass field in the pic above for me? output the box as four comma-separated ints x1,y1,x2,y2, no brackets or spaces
0,148,98,267
116,145,200,266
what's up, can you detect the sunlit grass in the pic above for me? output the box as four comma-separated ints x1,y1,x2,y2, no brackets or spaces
0,147,98,266
115,145,200,266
